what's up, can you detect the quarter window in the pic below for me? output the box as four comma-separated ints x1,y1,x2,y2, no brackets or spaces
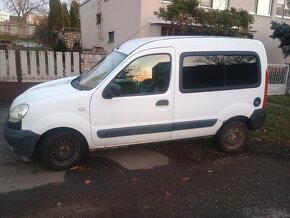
181,54,259,92
112,54,171,96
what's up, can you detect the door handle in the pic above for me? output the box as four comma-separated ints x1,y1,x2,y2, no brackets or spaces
156,99,169,106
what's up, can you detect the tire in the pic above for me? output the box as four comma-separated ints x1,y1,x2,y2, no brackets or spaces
40,129,87,171
217,120,249,153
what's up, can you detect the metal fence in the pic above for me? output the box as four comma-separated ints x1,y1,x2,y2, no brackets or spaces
0,50,102,82
268,64,290,95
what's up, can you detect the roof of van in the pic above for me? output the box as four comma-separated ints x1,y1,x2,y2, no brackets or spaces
114,36,263,55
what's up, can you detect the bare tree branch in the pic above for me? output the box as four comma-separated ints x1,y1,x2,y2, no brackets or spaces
3,0,48,26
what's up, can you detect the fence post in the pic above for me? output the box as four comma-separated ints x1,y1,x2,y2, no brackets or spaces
287,68,290,95
15,50,22,82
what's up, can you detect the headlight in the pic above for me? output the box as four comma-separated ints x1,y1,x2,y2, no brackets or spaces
8,104,29,123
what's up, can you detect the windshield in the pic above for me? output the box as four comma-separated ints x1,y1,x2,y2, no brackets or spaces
79,51,127,90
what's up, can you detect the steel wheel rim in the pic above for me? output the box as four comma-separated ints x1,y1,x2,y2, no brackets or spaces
51,136,80,167
224,126,245,149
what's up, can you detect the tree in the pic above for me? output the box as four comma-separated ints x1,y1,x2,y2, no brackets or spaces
48,0,64,31
271,21,290,58
53,38,68,52
69,0,80,30
34,17,58,48
3,0,47,27
62,3,71,28
154,0,254,36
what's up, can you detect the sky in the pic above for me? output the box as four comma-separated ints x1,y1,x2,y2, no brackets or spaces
0,0,84,13
0,1,4,10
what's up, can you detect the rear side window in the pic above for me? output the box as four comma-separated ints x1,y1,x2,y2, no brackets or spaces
181,53,260,93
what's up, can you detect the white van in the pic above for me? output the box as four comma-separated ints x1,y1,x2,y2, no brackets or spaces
4,36,268,170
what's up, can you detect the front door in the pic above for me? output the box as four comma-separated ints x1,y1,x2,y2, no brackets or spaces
90,47,175,147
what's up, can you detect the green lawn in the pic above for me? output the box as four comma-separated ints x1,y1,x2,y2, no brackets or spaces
253,95,290,144
267,95,290,107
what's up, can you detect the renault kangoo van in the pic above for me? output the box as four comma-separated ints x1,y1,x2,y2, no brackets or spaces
4,36,268,170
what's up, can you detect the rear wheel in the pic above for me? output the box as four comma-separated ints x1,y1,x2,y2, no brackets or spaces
217,121,249,153
40,129,87,171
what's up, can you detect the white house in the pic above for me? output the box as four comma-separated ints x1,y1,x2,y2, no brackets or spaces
80,0,290,64
0,11,9,23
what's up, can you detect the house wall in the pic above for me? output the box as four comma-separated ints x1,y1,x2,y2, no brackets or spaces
80,0,100,49
80,0,142,51
252,15,290,64
229,0,290,64
101,0,141,51
80,0,290,64
80,0,166,52
0,11,9,23
139,0,165,37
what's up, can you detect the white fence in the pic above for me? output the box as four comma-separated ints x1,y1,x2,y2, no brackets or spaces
268,64,289,95
0,50,102,82
0,50,290,96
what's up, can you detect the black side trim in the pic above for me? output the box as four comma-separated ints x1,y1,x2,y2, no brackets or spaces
173,119,217,131
250,108,266,130
97,123,172,138
97,119,217,138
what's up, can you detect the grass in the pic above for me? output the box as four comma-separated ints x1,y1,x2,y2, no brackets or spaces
268,95,290,107
253,95,290,144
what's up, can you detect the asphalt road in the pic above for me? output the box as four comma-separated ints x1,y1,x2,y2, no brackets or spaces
0,104,290,218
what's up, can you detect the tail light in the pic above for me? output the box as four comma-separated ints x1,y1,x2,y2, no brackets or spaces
263,69,269,109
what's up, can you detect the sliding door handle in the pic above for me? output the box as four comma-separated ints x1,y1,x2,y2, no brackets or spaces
156,99,169,106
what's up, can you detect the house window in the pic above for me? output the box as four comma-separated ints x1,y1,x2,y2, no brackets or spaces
229,0,256,14
161,0,172,4
96,13,101,24
276,0,290,17
212,0,229,10
200,0,212,8
108,31,114,43
256,0,273,16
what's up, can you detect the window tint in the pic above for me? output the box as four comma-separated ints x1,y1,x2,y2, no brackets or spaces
113,54,171,96
224,55,259,86
181,54,259,92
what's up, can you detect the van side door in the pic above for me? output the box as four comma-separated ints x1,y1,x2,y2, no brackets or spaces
173,52,261,140
90,47,175,147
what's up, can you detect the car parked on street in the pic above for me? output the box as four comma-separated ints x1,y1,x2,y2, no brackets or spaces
4,36,268,170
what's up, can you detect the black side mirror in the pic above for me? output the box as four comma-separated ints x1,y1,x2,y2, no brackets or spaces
102,83,122,99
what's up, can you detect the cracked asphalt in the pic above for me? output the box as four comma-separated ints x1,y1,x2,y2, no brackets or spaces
0,104,290,218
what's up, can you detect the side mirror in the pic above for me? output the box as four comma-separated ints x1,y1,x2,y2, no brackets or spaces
102,83,122,99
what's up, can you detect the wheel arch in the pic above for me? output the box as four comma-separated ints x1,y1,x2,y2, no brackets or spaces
220,115,254,132
35,127,89,153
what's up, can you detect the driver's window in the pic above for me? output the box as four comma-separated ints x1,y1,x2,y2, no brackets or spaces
113,54,171,96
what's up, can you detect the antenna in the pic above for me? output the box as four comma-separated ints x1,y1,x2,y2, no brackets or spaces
116,22,150,50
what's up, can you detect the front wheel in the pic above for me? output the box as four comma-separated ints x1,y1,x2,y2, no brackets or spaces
217,121,249,153
40,129,87,171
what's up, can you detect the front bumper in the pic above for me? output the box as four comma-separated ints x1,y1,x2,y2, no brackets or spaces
4,124,40,159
